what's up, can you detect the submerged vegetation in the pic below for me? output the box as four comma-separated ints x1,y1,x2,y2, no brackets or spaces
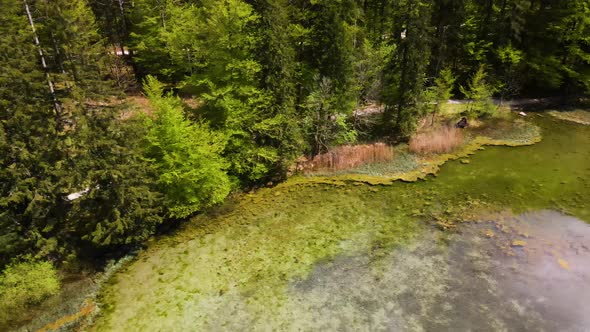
88,115,589,331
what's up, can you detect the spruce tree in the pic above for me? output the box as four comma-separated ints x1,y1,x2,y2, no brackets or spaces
382,0,433,139
249,0,305,175
0,0,61,265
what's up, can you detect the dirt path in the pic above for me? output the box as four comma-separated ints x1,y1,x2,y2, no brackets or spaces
354,97,562,117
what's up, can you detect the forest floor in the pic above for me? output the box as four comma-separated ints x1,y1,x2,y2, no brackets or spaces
352,97,565,117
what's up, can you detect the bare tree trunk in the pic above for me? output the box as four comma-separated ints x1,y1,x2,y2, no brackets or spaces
117,0,128,55
23,0,61,117
431,104,437,126
155,0,166,29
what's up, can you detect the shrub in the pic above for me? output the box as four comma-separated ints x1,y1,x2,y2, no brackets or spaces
0,260,60,322
301,143,394,172
460,65,497,118
409,127,464,154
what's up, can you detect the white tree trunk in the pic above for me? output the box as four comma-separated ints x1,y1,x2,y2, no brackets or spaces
23,0,61,116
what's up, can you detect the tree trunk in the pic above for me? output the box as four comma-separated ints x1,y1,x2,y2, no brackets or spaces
23,0,61,118
117,0,128,55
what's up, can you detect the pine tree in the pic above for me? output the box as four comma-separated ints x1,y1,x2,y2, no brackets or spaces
87,0,130,53
65,113,163,249
247,0,306,175
2,0,166,263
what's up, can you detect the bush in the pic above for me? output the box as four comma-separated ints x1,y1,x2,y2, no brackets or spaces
0,260,60,322
409,127,464,154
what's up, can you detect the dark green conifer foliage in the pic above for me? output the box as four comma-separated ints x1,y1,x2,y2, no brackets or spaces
1,0,165,264
382,0,433,139
0,0,58,264
253,0,304,172
65,112,163,248
33,0,114,100
525,0,590,97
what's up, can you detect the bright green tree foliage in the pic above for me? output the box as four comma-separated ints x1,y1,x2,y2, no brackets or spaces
161,0,300,183
424,68,456,124
0,259,59,324
128,0,181,80
461,65,496,118
143,76,231,218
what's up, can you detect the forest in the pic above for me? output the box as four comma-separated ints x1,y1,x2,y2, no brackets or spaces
0,0,589,329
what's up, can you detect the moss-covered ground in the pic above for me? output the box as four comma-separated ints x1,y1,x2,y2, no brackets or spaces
83,114,590,331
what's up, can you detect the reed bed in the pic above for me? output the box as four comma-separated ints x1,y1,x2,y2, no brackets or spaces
301,143,394,172
409,127,464,154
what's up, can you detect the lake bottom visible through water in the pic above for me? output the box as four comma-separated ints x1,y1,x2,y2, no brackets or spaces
287,210,590,331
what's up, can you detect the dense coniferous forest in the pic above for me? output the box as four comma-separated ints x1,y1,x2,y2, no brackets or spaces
0,0,588,318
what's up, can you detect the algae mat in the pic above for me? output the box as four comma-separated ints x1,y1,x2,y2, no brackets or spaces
91,115,590,331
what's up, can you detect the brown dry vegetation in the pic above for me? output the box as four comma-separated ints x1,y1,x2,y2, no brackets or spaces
409,126,464,154
299,143,394,172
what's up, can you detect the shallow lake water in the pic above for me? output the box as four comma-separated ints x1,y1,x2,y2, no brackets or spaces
89,114,590,332
290,210,590,331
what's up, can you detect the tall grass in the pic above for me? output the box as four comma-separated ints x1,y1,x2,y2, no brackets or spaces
301,143,394,172
409,127,464,154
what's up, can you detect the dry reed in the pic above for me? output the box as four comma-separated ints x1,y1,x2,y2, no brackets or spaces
301,143,394,172
409,126,464,154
